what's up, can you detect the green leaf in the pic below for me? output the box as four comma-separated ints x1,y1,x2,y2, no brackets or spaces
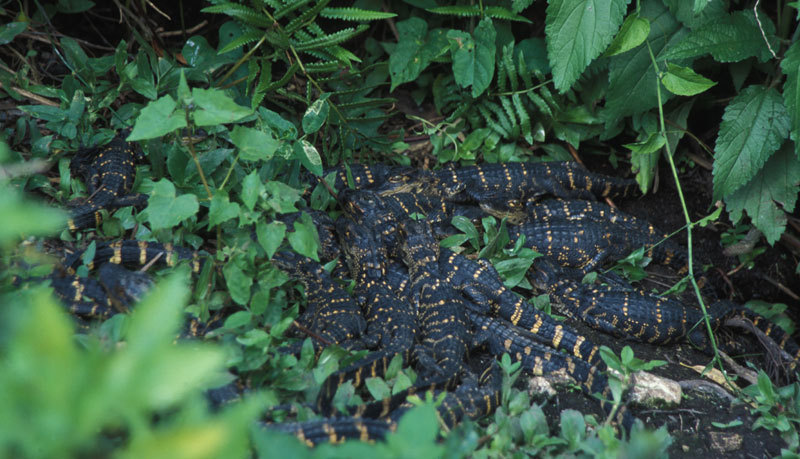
191,88,252,126
389,18,449,91
0,182,65,246
545,0,630,92
287,212,320,261
128,96,187,141
0,22,27,45
293,140,323,176
223,256,253,306
725,143,800,244
661,11,776,63
302,94,331,134
256,221,286,259
661,63,716,96
559,409,586,448
241,171,264,211
605,0,686,122
365,377,391,400
143,179,199,230
386,404,443,456
781,40,800,149
447,19,496,98
604,14,650,56
264,181,301,213
208,192,240,228
713,85,790,200
230,125,278,162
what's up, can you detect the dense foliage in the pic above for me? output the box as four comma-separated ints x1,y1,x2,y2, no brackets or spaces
1,0,799,457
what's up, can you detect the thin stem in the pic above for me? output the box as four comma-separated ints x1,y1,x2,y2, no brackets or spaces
645,41,724,373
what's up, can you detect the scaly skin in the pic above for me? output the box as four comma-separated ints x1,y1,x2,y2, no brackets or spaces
67,131,145,231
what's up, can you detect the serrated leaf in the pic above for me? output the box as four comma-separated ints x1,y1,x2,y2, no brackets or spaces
605,0,686,122
302,94,330,134
320,7,396,21
230,125,278,162
427,6,481,16
626,132,665,193
191,88,252,126
545,0,630,92
128,96,187,141
725,143,800,244
713,85,790,200
143,179,199,230
241,171,263,211
447,19,496,98
781,40,800,149
661,63,716,96
208,192,240,228
661,11,776,63
604,13,650,56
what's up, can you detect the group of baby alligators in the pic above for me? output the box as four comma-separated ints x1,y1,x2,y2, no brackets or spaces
39,131,800,446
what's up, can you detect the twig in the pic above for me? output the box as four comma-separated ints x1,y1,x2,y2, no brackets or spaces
158,20,208,37
754,0,778,60
291,320,333,347
0,81,59,106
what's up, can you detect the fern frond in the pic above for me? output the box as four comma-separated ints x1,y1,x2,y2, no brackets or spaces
427,6,481,16
305,61,343,73
285,0,332,34
326,45,362,64
202,3,272,28
484,7,532,23
338,98,395,111
292,25,368,52
502,45,519,91
512,94,533,143
320,7,396,21
218,28,264,54
499,96,520,138
252,60,272,108
274,0,313,20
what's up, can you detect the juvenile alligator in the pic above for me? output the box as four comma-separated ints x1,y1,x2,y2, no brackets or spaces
439,251,604,368
507,217,683,273
434,161,639,209
531,259,800,376
67,131,146,231
65,240,202,274
272,250,366,350
324,163,412,192
399,219,471,383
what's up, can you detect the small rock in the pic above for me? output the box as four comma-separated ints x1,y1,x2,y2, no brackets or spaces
528,368,576,398
628,371,682,407
708,431,743,453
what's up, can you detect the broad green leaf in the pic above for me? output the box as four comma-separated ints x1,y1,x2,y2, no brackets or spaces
781,40,800,149
223,256,253,305
604,14,650,56
241,171,264,211
294,140,323,176
128,96,187,141
256,220,286,259
663,0,727,28
389,18,449,91
386,404,443,457
263,181,301,213
191,88,252,126
302,93,331,134
545,0,629,92
661,63,716,96
365,377,391,400
230,125,278,162
287,212,320,261
448,19,496,98
208,192,240,228
713,85,790,200
604,0,686,122
143,179,199,230
725,143,800,244
0,22,27,45
57,0,95,13
661,11,776,63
